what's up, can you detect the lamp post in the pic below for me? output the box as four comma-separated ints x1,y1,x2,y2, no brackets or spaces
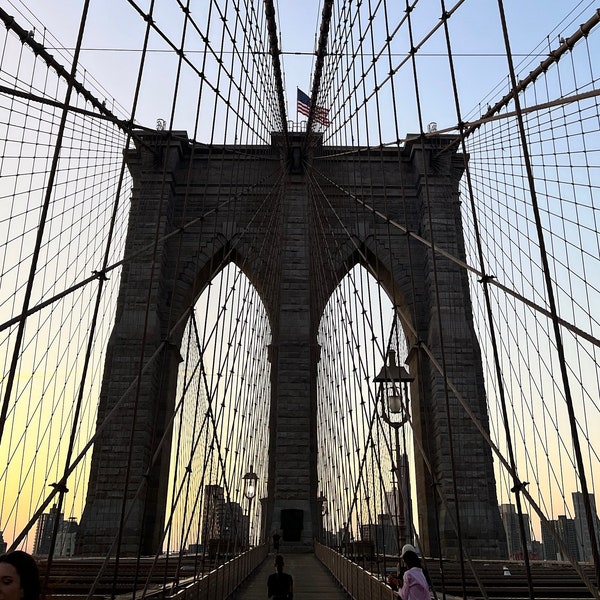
243,466,258,548
318,492,328,516
317,492,328,543
374,349,415,549
259,497,268,545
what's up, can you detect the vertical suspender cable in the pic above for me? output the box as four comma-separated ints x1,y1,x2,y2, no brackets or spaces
304,0,334,148
402,2,468,596
111,1,163,593
0,0,91,447
438,2,535,598
496,1,600,591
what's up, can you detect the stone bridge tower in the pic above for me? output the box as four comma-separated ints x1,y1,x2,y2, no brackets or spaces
77,130,507,559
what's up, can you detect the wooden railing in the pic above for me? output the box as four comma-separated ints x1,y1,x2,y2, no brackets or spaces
139,545,269,600
315,542,394,600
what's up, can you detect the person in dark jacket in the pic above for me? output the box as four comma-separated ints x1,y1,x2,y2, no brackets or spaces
267,554,293,600
272,531,281,552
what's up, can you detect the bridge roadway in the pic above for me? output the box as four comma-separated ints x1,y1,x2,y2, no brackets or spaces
231,552,350,599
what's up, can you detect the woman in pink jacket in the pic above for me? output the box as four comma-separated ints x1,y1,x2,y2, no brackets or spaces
388,544,430,600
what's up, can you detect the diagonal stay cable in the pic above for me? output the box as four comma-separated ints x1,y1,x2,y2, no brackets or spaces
418,335,599,599
0,161,281,334
7,162,286,551
308,164,600,350
439,1,534,594
303,0,334,148
307,164,491,598
496,0,600,589
0,0,93,448
264,0,288,142
307,162,598,597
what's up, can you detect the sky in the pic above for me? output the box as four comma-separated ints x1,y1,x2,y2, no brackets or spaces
0,0,598,554
6,0,596,138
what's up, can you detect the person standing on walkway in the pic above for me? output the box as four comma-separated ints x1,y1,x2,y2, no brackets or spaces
272,531,281,552
387,544,429,600
267,554,293,600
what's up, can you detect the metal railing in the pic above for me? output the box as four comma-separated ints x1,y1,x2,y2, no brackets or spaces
137,545,268,600
315,542,393,600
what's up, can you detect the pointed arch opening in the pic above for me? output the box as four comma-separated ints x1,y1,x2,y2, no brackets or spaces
316,263,419,561
165,263,271,557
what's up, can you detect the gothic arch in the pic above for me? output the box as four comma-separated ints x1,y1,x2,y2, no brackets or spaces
78,131,506,558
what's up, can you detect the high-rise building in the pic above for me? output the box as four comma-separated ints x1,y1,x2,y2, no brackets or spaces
337,523,352,546
56,517,79,557
530,540,543,560
542,516,580,561
541,519,559,561
572,492,600,562
384,489,399,523
33,504,64,556
201,485,226,545
200,485,247,547
221,500,246,545
383,459,413,545
359,516,397,556
500,503,531,558
557,515,580,561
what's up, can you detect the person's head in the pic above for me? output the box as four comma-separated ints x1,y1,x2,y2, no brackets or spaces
274,554,284,573
400,544,421,569
0,551,41,600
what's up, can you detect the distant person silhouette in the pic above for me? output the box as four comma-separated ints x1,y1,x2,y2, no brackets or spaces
272,531,281,552
267,554,293,600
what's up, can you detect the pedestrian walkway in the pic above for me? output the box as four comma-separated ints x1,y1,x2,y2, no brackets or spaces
231,553,349,599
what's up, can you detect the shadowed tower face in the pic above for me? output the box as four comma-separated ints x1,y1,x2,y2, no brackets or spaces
76,131,506,559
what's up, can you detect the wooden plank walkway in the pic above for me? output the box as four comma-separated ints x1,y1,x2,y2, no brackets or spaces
230,553,350,600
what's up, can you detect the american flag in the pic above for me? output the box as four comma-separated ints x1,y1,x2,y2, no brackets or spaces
297,88,330,127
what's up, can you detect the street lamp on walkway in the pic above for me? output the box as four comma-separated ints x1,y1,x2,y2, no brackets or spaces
317,492,328,543
317,492,328,516
243,466,258,547
374,350,414,548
